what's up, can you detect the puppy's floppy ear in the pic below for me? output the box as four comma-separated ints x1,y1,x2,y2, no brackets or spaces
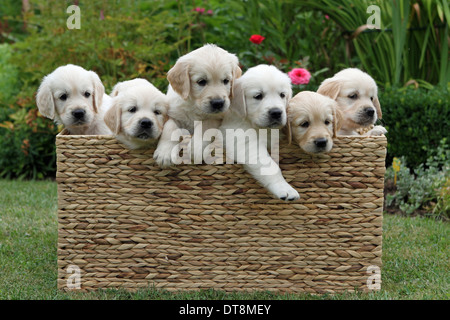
285,104,293,145
286,85,293,103
104,101,121,135
229,81,246,117
284,85,294,144
167,60,190,100
234,65,242,79
163,113,169,125
161,101,170,124
36,76,55,120
111,81,123,97
89,71,105,113
332,105,343,138
317,79,341,100
229,65,242,98
373,95,382,120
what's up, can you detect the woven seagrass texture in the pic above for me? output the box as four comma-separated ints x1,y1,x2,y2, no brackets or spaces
56,131,386,294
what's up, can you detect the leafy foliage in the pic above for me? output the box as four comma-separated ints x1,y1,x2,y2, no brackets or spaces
0,108,56,180
379,86,450,168
295,0,450,87
0,44,19,106
0,0,26,43
385,139,449,219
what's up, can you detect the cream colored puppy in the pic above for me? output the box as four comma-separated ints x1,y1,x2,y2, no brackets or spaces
286,91,342,153
154,44,242,167
36,64,112,135
220,64,299,201
317,68,386,136
110,78,151,97
104,79,169,150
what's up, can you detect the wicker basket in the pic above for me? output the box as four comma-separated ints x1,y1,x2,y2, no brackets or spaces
56,129,386,294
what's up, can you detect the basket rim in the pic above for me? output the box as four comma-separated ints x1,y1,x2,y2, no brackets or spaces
56,128,387,141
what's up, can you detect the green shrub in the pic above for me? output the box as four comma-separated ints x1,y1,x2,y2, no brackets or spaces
0,108,56,180
385,139,449,219
0,0,26,43
0,44,19,106
0,42,55,179
380,86,450,168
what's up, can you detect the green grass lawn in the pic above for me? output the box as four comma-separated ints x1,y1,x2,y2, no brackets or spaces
0,179,448,300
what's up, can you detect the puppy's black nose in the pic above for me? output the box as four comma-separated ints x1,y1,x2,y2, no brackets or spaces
365,107,375,118
139,118,153,129
314,138,328,148
72,109,85,120
268,108,282,120
210,99,225,111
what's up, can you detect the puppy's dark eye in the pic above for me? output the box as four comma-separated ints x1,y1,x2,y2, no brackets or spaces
280,93,286,98
325,120,331,125
370,97,374,101
348,93,358,99
60,94,68,101
223,79,230,85
128,106,137,113
154,110,161,115
197,79,207,86
254,93,263,100
300,121,309,128
84,92,91,98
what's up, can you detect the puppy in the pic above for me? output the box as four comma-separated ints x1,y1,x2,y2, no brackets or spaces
317,68,386,136
110,78,151,97
154,44,242,167
36,64,112,135
286,91,342,154
104,79,169,150
220,64,299,201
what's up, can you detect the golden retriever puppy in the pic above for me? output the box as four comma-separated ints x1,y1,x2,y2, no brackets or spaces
317,68,386,136
110,78,151,97
286,91,342,154
220,64,299,201
36,64,112,135
104,79,169,150
153,43,242,167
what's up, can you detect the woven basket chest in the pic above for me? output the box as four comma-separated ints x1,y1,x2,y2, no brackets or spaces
56,130,386,294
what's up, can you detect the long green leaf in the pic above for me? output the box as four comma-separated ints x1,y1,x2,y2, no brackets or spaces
438,22,449,86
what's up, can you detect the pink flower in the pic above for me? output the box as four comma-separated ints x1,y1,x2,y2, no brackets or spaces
193,7,205,14
288,68,311,85
100,10,105,20
249,34,265,45
207,9,213,15
325,15,330,20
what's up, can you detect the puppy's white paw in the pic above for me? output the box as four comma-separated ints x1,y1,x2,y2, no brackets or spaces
153,143,177,168
367,125,387,136
269,182,300,201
